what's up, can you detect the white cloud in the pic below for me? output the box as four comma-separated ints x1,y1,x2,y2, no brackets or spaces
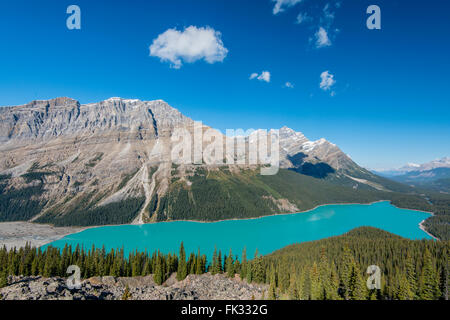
320,71,336,91
272,0,303,15
284,82,294,88
314,27,331,48
258,71,271,82
149,26,228,69
250,71,271,83
296,12,312,24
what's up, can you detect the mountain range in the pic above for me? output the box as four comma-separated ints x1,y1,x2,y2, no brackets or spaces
374,158,450,192
0,97,439,227
375,157,450,176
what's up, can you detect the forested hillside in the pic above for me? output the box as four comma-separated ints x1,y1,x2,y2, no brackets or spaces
263,227,448,300
150,168,384,222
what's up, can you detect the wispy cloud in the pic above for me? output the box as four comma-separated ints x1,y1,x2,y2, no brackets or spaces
250,71,271,83
272,0,303,15
320,71,336,92
149,26,228,69
284,82,294,88
296,12,312,24
273,1,342,48
321,3,336,26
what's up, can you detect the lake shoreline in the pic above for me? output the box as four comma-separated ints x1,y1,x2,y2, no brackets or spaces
0,200,436,250
49,199,435,242
419,219,437,240
151,200,392,224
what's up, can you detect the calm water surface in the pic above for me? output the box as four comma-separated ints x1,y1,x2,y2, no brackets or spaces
45,201,431,259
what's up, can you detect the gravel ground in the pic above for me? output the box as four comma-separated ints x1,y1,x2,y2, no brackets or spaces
0,222,84,249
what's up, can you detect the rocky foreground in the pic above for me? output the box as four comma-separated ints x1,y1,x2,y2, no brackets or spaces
0,273,267,300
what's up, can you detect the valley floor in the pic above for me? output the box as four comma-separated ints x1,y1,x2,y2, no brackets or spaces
0,222,85,250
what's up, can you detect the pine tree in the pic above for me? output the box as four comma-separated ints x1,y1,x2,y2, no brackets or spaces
176,242,187,281
240,247,247,280
405,252,417,299
226,249,235,278
252,249,265,283
31,257,38,276
195,249,203,275
211,247,218,275
131,253,140,277
278,258,290,292
142,259,150,276
348,262,366,300
246,262,252,283
217,250,223,273
188,252,196,275
201,255,207,274
397,273,413,300
419,248,441,300
268,268,277,300
439,246,448,300
318,248,331,299
234,257,241,276
439,265,448,301
0,270,7,288
328,261,340,300
339,245,354,300
288,265,299,300
310,262,321,300
153,253,164,285
296,267,306,300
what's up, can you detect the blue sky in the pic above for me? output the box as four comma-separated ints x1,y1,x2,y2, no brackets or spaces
0,0,449,170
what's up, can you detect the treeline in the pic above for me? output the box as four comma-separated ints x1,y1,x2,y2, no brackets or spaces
0,179,47,222
0,170,145,227
1,227,448,300
425,193,450,241
263,227,449,300
36,197,145,227
152,168,384,222
154,171,280,222
0,172,47,222
390,191,450,240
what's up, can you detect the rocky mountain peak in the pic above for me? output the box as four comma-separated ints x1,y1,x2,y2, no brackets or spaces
19,97,80,109
0,97,190,144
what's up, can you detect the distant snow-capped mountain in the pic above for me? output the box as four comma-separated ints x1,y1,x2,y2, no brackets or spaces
374,158,450,192
375,157,450,177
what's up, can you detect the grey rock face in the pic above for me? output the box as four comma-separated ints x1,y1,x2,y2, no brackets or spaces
0,97,189,144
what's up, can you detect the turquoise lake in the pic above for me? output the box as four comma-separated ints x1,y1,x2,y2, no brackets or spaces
44,201,432,259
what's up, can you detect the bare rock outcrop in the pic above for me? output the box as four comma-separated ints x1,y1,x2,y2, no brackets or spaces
0,274,267,300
